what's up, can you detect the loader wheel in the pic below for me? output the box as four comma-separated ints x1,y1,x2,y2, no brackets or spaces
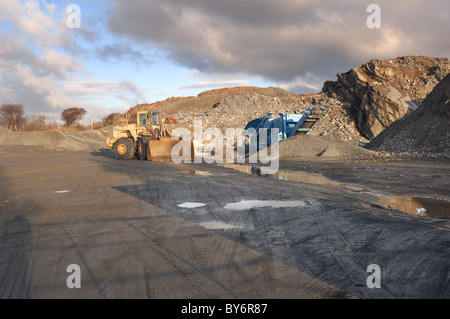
137,138,149,160
113,137,134,160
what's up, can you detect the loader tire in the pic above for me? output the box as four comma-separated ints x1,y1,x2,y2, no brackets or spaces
137,137,149,160
113,137,134,160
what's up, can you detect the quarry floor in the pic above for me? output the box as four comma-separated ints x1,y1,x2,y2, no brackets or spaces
0,145,449,299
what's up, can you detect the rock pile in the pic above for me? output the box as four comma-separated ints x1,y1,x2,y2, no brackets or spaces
276,134,374,159
296,93,367,144
169,87,302,131
366,73,450,157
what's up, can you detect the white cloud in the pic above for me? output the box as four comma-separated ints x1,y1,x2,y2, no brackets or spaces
41,49,85,77
179,80,249,90
0,1,83,113
176,70,253,91
0,0,67,47
60,78,147,110
279,73,323,94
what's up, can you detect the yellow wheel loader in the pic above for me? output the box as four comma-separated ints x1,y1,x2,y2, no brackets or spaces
106,111,194,162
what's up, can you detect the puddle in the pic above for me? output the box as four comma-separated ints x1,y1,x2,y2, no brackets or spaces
224,200,311,210
380,197,450,217
198,221,235,230
177,202,206,208
53,190,72,194
220,164,340,186
177,171,211,176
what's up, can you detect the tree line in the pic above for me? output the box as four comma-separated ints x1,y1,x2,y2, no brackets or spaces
0,104,121,132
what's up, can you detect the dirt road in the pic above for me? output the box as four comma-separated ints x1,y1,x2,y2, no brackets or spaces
0,145,449,299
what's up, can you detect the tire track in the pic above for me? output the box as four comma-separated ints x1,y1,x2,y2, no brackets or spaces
310,207,394,298
60,224,108,298
101,166,238,299
121,218,239,298
0,216,32,298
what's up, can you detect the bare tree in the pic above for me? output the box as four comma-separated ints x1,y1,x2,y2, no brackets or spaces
61,107,87,127
24,114,46,131
0,104,27,131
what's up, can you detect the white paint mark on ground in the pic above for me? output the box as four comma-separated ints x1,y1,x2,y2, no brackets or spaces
53,190,72,194
198,221,235,230
177,202,206,208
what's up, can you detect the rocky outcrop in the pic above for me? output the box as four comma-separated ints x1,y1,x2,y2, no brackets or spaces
323,56,450,139
366,73,450,157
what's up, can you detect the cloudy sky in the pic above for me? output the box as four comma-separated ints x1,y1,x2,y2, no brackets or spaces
0,0,449,124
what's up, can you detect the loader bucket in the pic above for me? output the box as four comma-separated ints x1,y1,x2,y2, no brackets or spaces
147,137,194,162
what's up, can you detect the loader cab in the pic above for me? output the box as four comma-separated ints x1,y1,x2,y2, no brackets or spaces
149,112,161,127
137,111,162,129
137,112,148,129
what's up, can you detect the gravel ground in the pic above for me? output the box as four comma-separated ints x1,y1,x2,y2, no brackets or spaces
0,139,449,299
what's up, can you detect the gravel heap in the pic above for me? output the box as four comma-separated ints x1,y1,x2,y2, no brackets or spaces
366,73,450,158
0,126,112,151
276,134,374,159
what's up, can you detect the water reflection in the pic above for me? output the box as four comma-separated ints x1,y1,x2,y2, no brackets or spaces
220,163,340,186
380,197,450,217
